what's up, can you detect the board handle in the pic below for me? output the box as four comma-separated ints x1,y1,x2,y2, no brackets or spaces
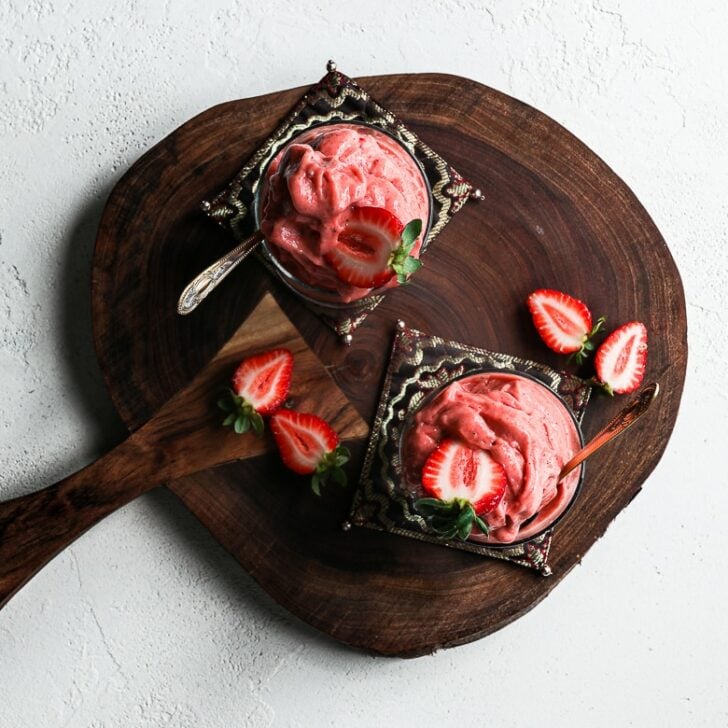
0,434,162,610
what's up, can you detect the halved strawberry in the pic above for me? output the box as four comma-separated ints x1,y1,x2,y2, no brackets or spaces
217,348,293,435
527,289,605,363
416,439,507,541
270,409,350,495
421,439,506,514
232,348,293,415
594,321,648,394
325,207,423,288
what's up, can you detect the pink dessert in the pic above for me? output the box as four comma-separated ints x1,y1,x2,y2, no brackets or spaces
259,123,430,303
403,372,582,544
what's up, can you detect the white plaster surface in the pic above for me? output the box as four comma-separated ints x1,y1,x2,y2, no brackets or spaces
1,0,726,725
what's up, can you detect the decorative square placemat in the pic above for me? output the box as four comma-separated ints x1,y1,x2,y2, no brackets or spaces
203,61,480,340
346,321,592,575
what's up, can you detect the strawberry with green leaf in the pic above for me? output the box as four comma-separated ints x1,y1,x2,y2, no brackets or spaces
415,497,492,541
415,439,507,541
325,207,423,288
389,218,423,285
217,348,293,435
527,289,605,364
270,409,350,495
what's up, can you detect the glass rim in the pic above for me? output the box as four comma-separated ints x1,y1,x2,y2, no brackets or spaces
398,367,586,550
252,119,435,308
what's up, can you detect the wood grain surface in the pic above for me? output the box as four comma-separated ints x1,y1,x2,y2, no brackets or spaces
91,73,687,656
0,293,366,611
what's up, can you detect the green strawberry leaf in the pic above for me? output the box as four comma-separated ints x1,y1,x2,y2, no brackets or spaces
414,497,443,514
415,497,485,542
400,219,422,249
388,218,424,285
474,515,490,536
568,315,607,365
251,411,264,436
401,256,422,275
218,387,266,436
308,444,350,495
311,474,321,497
334,446,351,466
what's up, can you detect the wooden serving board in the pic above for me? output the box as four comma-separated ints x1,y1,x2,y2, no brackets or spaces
91,73,687,657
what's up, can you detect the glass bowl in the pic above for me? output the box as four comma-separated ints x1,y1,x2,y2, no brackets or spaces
253,120,434,310
398,368,586,549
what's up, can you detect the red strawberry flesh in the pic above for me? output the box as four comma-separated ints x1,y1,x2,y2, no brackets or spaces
421,439,507,515
270,409,339,475
595,321,648,394
527,289,594,354
325,206,404,288
232,347,293,415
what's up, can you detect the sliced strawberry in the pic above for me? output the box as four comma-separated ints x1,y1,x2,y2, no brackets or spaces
232,348,293,414
421,439,506,515
594,321,648,394
325,207,423,288
270,409,350,494
217,348,293,435
527,289,605,363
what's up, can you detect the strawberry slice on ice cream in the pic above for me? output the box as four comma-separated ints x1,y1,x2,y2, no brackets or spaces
325,207,423,288
217,348,293,435
270,409,350,495
416,439,507,541
527,289,605,363
594,321,648,394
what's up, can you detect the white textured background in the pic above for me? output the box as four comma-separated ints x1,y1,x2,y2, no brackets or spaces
1,1,726,726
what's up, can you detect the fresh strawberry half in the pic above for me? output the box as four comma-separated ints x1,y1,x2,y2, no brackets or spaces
594,321,648,394
325,207,423,288
415,439,507,541
217,348,293,435
527,289,605,364
270,409,351,495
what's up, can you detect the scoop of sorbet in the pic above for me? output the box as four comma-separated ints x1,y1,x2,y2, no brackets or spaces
403,372,582,544
260,123,430,303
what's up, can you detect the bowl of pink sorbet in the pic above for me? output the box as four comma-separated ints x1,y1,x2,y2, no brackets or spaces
400,369,586,548
255,121,433,308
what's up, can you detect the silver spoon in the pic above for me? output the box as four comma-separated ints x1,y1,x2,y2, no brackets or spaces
559,382,660,481
177,230,263,315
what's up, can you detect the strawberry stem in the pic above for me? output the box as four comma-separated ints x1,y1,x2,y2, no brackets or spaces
310,444,351,496
569,315,607,365
217,388,265,436
415,497,489,541
585,376,614,396
388,218,423,285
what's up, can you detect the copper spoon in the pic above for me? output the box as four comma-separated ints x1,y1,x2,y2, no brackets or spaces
559,382,660,481
177,230,264,315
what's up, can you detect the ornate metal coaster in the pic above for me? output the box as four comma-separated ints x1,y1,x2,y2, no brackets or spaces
347,321,592,575
203,61,479,341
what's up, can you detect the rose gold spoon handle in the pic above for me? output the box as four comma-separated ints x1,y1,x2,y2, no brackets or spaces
559,382,660,482
177,230,264,315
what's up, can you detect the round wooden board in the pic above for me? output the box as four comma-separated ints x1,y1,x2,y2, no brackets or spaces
91,73,687,657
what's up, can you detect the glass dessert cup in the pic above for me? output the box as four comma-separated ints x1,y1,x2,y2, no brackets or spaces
398,369,585,549
254,120,434,310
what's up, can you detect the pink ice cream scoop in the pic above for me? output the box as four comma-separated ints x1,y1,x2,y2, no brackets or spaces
259,123,431,303
403,371,583,545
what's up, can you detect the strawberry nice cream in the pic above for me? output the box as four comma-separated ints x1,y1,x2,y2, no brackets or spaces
259,123,430,302
403,372,582,545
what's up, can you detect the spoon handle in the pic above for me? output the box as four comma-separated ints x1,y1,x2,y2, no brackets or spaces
559,382,660,481
177,230,264,315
